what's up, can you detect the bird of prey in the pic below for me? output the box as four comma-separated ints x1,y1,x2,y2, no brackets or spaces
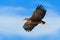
23,5,46,32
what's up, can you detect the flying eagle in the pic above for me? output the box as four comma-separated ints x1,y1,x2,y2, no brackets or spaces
23,5,46,32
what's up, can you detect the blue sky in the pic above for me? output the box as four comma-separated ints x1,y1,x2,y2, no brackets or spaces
0,0,60,16
0,0,60,40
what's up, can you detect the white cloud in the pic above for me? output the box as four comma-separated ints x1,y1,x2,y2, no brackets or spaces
0,6,26,16
0,15,60,37
0,6,60,38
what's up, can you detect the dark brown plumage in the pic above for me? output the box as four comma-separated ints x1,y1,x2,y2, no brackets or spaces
23,5,46,32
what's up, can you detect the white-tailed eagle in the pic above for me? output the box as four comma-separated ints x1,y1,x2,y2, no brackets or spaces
23,5,46,32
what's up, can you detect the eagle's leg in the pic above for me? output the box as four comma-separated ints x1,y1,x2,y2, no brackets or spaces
24,18,32,23
39,21,46,24
24,18,30,21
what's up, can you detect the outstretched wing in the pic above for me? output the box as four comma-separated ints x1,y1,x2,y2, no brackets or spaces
30,5,46,21
23,22,38,31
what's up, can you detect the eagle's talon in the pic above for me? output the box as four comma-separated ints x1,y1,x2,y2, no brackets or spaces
24,18,30,21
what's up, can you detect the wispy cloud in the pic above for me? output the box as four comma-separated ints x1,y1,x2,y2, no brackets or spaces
0,6,27,16
0,5,60,40
0,12,60,40
0,8,60,36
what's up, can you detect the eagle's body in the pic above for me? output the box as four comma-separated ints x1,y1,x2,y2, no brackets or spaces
23,5,46,31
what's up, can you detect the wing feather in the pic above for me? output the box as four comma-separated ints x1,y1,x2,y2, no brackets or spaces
23,22,38,31
30,5,46,21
